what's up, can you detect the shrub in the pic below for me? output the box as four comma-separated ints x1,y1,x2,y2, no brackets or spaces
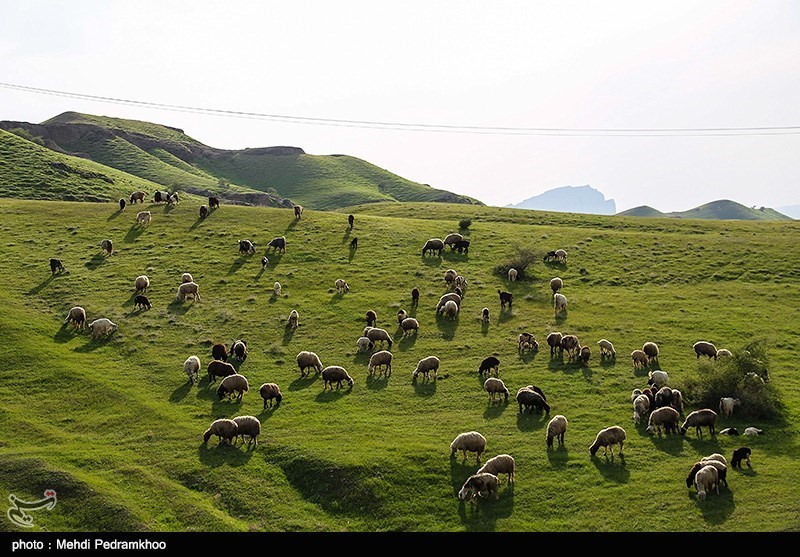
683,339,781,420
458,218,472,230
493,246,537,280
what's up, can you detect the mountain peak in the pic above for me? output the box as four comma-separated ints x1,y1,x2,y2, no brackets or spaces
507,185,616,215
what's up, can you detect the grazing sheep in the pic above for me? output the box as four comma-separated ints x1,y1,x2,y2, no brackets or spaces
641,387,656,409
181,272,193,283
88,318,117,340
168,192,179,205
287,309,299,329
133,295,151,310
119,198,126,211
717,348,732,358
553,293,567,314
443,233,464,250
296,351,323,377
508,268,518,282
437,293,462,311
259,383,282,408
217,373,249,402
366,327,393,348
579,345,591,365
440,299,459,320
211,343,228,362
546,415,568,448
453,286,464,299
731,447,752,468
550,277,563,294
554,249,567,263
348,214,354,228
273,282,281,296
454,275,467,290
134,275,150,293
719,397,740,418
450,431,486,462
184,355,201,385
481,307,490,323
49,257,66,274
356,337,374,353
208,196,220,209
400,317,419,337
633,394,650,425
680,409,717,437
648,370,669,389
700,456,729,487
321,366,354,390
368,350,393,377
643,341,659,362
694,341,718,360
631,388,643,403
484,377,509,403
422,238,444,256
203,418,238,445
335,278,350,293
64,306,87,329
101,239,113,255
453,239,470,253
589,426,627,457
686,461,726,491
176,281,201,302
547,332,563,357
516,387,550,414
261,256,269,270
477,454,515,484
631,349,648,370
129,191,146,204
232,415,261,447
267,236,287,253
412,356,440,380
411,287,420,306
744,427,763,436
238,239,256,255
363,326,374,337
153,190,169,203
518,332,538,351
498,290,513,309
444,269,458,285
654,386,674,408
478,356,500,377
719,427,739,435
458,473,499,503
350,237,358,250
560,335,580,359
207,360,236,384
542,250,557,262
597,339,616,358
136,211,152,226
397,309,407,324
293,204,303,219
646,406,680,435
694,465,719,501
199,205,209,219
231,339,248,362
671,389,684,413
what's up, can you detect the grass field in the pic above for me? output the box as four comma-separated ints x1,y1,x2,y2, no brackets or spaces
0,198,798,532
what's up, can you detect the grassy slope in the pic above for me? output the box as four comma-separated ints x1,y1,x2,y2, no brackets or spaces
618,200,791,221
617,205,666,218
44,111,198,144
1,199,799,532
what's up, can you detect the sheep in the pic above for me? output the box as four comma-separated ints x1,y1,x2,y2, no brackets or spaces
518,332,537,351
363,326,374,337
481,307,490,323
129,190,146,204
413,356,440,380
118,198,126,210
553,293,567,314
133,295,151,310
589,426,626,457
744,427,763,436
296,351,323,377
88,318,117,340
643,341,659,362
523,384,547,401
259,383,282,408
550,277,563,294
484,377,509,403
293,204,303,219
261,257,268,270
719,397,740,418
546,415,568,448
49,257,66,274
516,387,550,414
167,192,179,205
648,370,669,389
422,238,444,256
454,239,470,253
646,406,680,435
671,389,684,413
631,349,648,370
642,387,656,409
400,317,419,337
597,339,616,358
217,373,249,402
478,356,500,377
453,285,463,299
356,337,374,353
508,268,518,282
700,456,729,487
176,281,201,302
208,196,220,209
135,210,152,226
232,415,261,447
560,335,580,359
396,309,407,324
207,360,235,383
211,343,228,362
450,431,486,462
543,250,558,262
321,365,354,390
477,454,515,484
134,275,150,293
350,237,358,250
694,465,719,501
334,278,350,293
654,386,674,408
717,348,732,358
411,287,420,306
633,395,650,425
554,249,567,263
680,409,717,437
444,269,458,285
631,388,643,403
437,293,462,311
579,345,591,365
458,473,499,503
101,239,113,255
238,239,256,255
181,272,193,283
273,282,281,296
183,355,201,385
64,306,87,329
287,309,299,329
686,461,726,491
719,427,739,435
153,190,169,203
731,447,752,468
443,233,464,249
694,341,718,360
202,418,238,445
440,299,459,320
547,332,563,357
231,339,248,362
454,275,467,290
368,350,393,377
199,205,209,219
498,290,513,309
267,236,287,253
366,327,393,348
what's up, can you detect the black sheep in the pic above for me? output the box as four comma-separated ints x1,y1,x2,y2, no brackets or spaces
478,356,500,377
348,214,354,228
119,198,126,211
732,447,752,468
411,287,420,306
209,196,220,209
212,343,228,362
498,290,513,309
49,258,66,275
134,295,151,310
199,205,209,219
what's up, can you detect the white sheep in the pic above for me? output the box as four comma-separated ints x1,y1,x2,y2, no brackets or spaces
744,427,763,435
554,292,567,313
454,275,467,290
217,374,249,402
274,282,281,296
287,309,299,329
597,339,616,358
555,249,567,262
450,431,486,462
694,465,719,501
550,277,563,294
366,327,393,348
64,306,87,329
203,419,238,444
648,369,669,389
483,377,509,402
356,337,373,353
631,350,648,370
136,211,152,226
232,415,261,447
633,394,650,425
321,366,354,390
413,356,440,380
335,278,350,293
296,351,323,377
477,454,515,484
630,388,643,403
719,397,740,418
176,282,201,302
546,415,568,448
589,426,626,457
717,348,732,358
367,350,393,377
508,268,518,282
397,309,408,324
400,317,419,337
440,299,459,320
183,355,201,385
181,272,193,283
458,473,499,503
481,307,490,323
89,318,117,339
134,275,149,293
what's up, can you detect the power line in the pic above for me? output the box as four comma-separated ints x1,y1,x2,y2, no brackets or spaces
2,81,799,137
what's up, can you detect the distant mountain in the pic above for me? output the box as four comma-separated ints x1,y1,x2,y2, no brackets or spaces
776,205,800,220
507,185,616,215
618,199,792,221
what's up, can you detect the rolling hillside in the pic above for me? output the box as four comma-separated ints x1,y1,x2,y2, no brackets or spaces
618,200,791,221
1,198,799,532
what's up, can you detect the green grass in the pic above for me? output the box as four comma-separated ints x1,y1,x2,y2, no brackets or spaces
0,198,799,532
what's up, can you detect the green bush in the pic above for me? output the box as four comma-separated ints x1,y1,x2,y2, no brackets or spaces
458,218,472,230
494,246,537,280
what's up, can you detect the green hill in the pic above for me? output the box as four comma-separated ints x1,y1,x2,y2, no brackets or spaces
1,198,799,532
617,205,666,218
1,112,482,210
617,200,791,221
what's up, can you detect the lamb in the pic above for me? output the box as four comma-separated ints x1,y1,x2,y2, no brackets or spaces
443,233,463,249
183,355,201,385
693,465,719,501
631,349,648,370
477,454,515,484
671,389,684,413
411,287,420,306
744,427,763,435
478,356,500,377
211,343,228,362
266,236,287,253
208,196,220,209
232,415,261,447
444,269,458,285
646,406,679,435
134,275,150,293
261,257,269,270
546,415,568,448
508,268,518,282
440,299,459,320
694,341,718,360
293,204,303,218
136,211,152,226
321,366,354,390
560,335,580,359
516,387,550,414
422,238,444,256
348,214,354,228
719,427,739,435
199,205,209,219
450,431,486,462
129,190,146,204
49,257,66,274
412,356,440,380
597,339,616,358
543,250,558,262
631,388,643,403
547,332,563,357
335,278,350,293
717,348,732,358
458,473,499,503
368,350,393,377
133,295,151,310
287,309,299,329
181,272,193,283
273,282,281,296
633,394,650,425
454,275,467,290
207,360,236,384
88,318,117,340
202,418,238,445
484,377,509,402
366,327,393,348
64,306,87,329
579,345,591,365
356,337,374,353
648,370,669,389
518,332,537,351
454,239,470,254
719,397,740,418
176,282,201,302
654,386,674,408
680,409,717,437
589,426,627,457
643,341,659,362
554,292,567,314
259,383,283,408
101,239,113,255
550,277,563,294
238,239,256,255
731,447,752,469
400,317,419,337
231,339,248,362
498,290,513,309
217,373,249,402
481,307,490,323
296,351,323,377
436,293,462,311
167,192,179,205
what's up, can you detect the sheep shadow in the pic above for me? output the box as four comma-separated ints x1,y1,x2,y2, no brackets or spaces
282,325,297,345
164,203,176,214
340,227,351,244
599,356,617,369
124,224,145,243
518,350,539,364
365,374,389,391
449,458,479,496
693,487,736,524
315,387,352,402
591,454,630,483
329,291,345,304
54,324,81,343
84,253,108,270
420,255,443,267
497,309,515,323
167,299,193,316
480,320,490,337
253,266,267,282
28,274,57,296
543,261,567,272
285,219,298,232
398,333,418,351
351,352,372,366
632,365,650,378
263,251,283,269
107,208,124,221
435,314,458,340
515,410,549,431
554,311,568,325
122,291,139,308
227,255,250,275
442,250,468,263
197,442,256,468
169,381,193,403
348,246,356,263
73,336,112,352
644,432,685,455
257,404,280,421
546,446,569,469
683,434,721,453
411,376,437,397
288,375,318,391
547,358,582,375
483,400,509,420
189,216,207,230
457,489,514,532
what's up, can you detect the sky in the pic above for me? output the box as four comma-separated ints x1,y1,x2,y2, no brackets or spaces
0,0,798,212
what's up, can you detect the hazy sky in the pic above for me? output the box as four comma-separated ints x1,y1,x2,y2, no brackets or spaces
1,1,798,211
